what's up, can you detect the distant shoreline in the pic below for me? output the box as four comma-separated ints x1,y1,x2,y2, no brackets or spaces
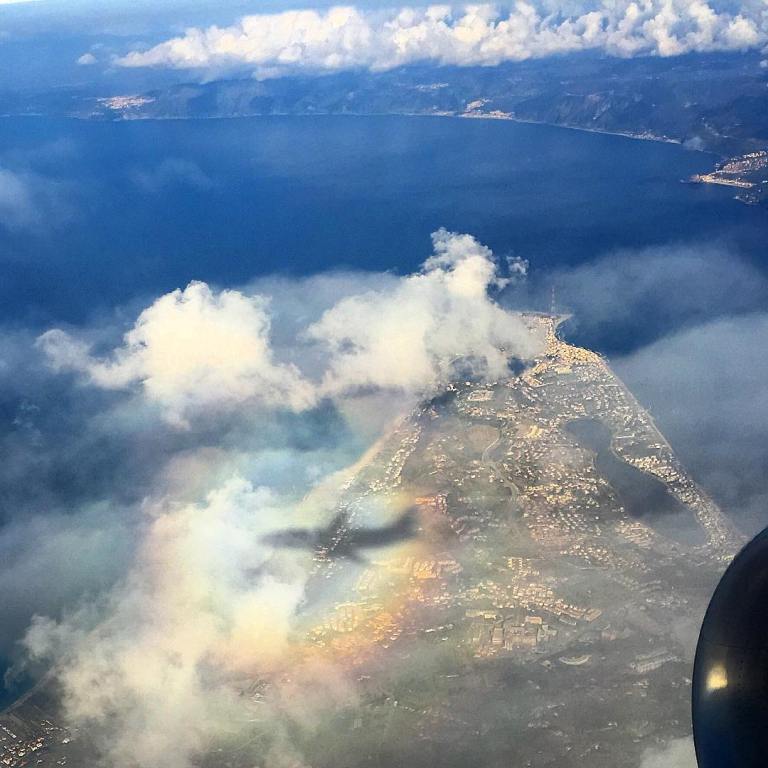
455,111,687,148
6,107,706,154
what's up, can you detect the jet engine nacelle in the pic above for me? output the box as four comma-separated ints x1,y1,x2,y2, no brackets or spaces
692,527,768,767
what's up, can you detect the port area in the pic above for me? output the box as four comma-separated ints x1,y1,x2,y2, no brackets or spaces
688,150,768,204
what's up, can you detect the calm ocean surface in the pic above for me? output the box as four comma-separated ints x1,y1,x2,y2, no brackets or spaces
2,114,767,337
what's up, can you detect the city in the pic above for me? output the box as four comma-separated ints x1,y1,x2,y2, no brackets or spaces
0,315,741,768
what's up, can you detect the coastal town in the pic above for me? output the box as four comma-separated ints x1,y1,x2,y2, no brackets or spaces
272,313,738,767
690,149,768,204
0,314,739,768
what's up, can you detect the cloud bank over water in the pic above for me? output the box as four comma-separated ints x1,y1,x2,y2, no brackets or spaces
116,1,768,77
617,312,768,536
511,241,768,535
39,230,537,425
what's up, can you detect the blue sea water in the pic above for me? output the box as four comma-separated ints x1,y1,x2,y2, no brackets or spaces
1,114,766,337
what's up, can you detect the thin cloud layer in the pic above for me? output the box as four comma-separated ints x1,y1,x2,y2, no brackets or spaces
39,230,540,424
534,243,768,354
24,478,309,768
116,1,768,77
0,166,72,232
616,312,768,535
638,736,697,768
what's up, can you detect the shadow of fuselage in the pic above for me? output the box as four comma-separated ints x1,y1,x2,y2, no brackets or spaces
262,508,417,562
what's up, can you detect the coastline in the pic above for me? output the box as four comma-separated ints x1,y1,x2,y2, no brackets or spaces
15,106,696,152
456,110,684,147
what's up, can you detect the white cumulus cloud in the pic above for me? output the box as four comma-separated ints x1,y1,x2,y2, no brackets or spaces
308,229,536,397
115,1,768,77
76,52,97,66
38,281,315,426
38,230,541,425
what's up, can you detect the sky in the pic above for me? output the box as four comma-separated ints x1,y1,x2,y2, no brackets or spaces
1,0,767,90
